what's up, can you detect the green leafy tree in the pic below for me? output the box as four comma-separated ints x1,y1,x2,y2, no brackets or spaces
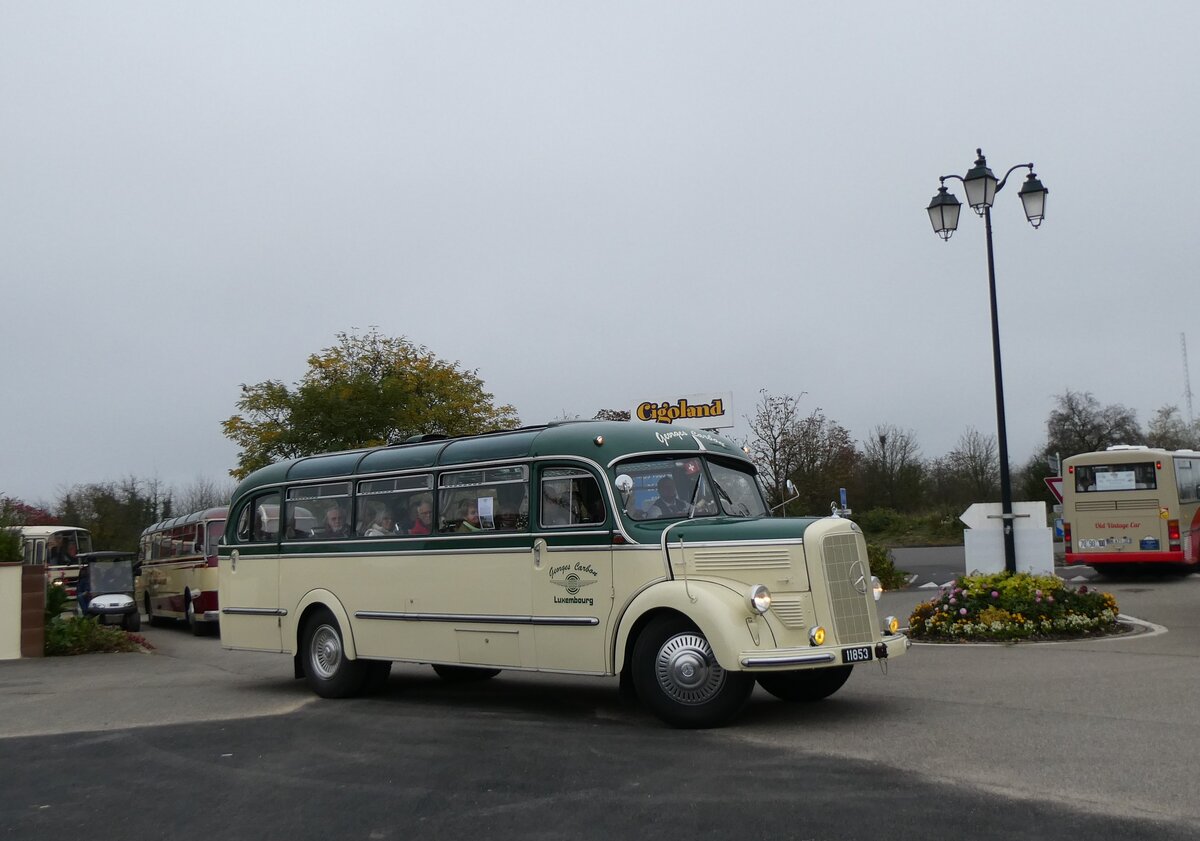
56,477,170,552
222,329,520,479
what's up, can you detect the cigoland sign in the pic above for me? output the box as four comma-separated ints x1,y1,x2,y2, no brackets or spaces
632,392,733,430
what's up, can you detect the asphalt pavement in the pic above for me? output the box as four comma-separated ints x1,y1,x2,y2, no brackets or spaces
2,550,1199,840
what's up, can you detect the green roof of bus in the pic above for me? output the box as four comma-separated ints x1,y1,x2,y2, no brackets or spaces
231,421,753,498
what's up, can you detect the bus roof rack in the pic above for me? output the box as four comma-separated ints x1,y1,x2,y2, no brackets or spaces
1105,444,1150,451
403,433,449,444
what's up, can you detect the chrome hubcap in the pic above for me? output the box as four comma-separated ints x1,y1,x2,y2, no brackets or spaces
655,632,725,705
310,624,342,680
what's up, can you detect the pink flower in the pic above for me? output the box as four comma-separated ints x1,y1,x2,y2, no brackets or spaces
1048,595,1055,603
1035,597,1042,604
949,597,957,605
959,608,968,615
991,590,999,598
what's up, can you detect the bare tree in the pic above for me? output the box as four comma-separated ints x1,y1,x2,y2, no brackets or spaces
790,410,859,514
174,475,237,514
745,390,806,511
1046,390,1143,456
860,425,925,511
1146,404,1195,450
948,427,1000,500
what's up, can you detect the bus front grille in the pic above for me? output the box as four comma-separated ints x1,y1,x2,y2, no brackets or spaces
822,533,874,645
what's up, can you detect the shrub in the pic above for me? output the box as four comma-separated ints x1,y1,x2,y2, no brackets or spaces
908,572,1120,642
45,583,69,621
866,543,908,591
44,616,152,656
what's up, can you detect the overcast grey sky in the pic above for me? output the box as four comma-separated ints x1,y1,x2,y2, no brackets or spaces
3,2,1197,506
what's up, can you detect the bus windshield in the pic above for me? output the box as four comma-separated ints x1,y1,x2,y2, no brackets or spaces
619,456,766,521
1073,461,1157,492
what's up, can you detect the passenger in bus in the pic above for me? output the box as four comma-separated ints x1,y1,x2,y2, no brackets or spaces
319,506,352,539
408,498,434,535
365,508,402,537
458,502,481,533
647,477,689,518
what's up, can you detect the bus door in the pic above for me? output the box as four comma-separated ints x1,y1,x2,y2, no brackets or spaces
219,493,283,651
529,466,613,673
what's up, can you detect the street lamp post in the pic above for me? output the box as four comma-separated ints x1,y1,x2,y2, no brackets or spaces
927,149,1048,575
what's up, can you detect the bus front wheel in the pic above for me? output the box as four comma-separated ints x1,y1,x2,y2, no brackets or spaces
756,665,853,702
631,615,753,729
300,607,367,698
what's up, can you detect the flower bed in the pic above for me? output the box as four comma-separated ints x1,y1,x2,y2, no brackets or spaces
908,572,1121,642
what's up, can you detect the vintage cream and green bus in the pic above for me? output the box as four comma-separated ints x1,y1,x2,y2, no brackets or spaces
1063,445,1200,574
218,421,907,728
139,507,227,634
17,525,93,601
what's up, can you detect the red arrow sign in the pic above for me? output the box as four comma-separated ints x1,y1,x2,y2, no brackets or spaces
1044,476,1063,503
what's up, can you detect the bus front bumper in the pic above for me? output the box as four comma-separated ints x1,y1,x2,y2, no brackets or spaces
738,633,909,670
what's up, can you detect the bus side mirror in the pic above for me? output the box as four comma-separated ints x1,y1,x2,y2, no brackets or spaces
615,474,634,506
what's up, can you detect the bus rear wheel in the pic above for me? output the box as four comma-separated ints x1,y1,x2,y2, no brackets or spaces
631,615,753,729
185,595,208,636
301,607,367,698
756,665,853,702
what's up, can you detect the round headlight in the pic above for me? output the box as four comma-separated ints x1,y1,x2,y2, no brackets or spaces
746,584,771,614
871,575,883,601
883,615,899,634
808,625,826,647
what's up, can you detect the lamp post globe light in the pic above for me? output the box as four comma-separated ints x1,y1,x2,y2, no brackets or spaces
926,149,1048,575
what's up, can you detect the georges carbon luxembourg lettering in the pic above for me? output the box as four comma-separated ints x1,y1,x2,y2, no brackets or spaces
636,397,725,424
549,562,599,606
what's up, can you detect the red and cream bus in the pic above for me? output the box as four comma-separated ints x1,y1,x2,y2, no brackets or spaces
1063,445,1200,574
138,507,227,634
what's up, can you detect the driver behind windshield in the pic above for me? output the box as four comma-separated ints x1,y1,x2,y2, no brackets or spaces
648,477,689,518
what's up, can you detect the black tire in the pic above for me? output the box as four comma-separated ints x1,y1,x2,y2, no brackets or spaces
300,607,368,698
756,665,853,703
123,611,141,633
144,593,163,627
432,664,502,682
186,594,209,636
631,615,754,729
363,661,393,694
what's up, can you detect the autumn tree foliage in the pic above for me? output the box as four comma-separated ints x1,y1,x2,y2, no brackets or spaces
222,329,520,479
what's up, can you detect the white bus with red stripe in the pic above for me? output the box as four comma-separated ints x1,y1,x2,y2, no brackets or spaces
138,507,227,634
1062,446,1200,573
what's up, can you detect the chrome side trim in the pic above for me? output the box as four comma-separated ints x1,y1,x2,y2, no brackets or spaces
355,611,599,627
222,607,288,617
739,651,837,668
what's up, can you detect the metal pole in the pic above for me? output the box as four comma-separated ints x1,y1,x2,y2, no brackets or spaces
982,205,1018,574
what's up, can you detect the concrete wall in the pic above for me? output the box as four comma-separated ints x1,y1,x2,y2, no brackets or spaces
0,563,21,660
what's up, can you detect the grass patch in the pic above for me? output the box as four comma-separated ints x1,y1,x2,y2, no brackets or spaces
908,572,1120,642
